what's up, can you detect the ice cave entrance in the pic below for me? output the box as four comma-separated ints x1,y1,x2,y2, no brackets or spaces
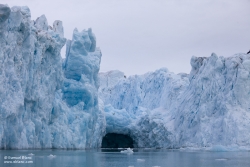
101,133,134,148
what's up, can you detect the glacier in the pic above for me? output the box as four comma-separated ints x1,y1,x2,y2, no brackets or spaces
99,54,250,149
1,3,250,150
0,4,105,149
99,69,189,148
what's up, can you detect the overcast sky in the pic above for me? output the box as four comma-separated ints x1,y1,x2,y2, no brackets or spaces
2,0,250,76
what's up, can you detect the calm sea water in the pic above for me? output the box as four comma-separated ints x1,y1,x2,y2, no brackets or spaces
0,149,250,167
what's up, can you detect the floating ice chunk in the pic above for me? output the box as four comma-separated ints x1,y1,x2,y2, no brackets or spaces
48,154,56,158
215,159,228,161
121,148,133,154
137,159,145,162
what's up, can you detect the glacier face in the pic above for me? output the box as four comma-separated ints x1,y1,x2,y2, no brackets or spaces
2,4,250,150
51,28,105,149
99,53,250,149
0,4,105,149
174,54,250,148
99,69,190,148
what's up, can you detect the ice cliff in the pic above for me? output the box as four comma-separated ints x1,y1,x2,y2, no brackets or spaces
99,69,189,148
99,53,250,149
2,4,250,150
0,4,105,149
174,54,250,148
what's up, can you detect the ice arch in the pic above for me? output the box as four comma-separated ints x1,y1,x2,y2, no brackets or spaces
101,133,134,148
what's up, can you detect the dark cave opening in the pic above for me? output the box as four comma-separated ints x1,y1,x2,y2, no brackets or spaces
101,133,134,148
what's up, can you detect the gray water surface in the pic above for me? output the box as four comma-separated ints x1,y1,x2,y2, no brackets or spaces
0,149,250,167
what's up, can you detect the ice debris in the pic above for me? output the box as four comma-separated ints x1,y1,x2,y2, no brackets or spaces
120,148,134,154
47,154,56,158
215,159,228,161
137,159,145,162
